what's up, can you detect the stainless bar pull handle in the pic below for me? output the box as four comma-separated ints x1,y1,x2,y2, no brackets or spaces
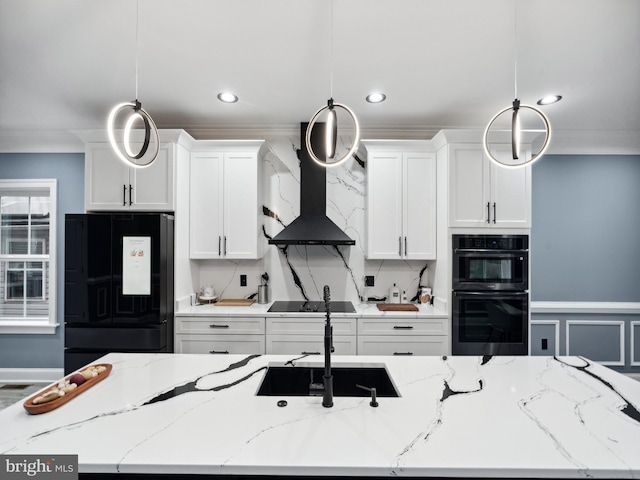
123,185,127,206
393,352,414,356
209,350,229,354
493,202,496,224
393,325,414,330
404,236,408,256
486,202,491,224
218,236,221,256
209,324,230,329
398,236,402,257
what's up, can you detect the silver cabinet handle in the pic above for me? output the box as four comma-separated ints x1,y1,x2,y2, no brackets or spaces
218,236,221,256
398,236,402,257
404,236,408,256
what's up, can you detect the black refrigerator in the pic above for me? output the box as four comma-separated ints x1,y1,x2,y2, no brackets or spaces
64,213,174,374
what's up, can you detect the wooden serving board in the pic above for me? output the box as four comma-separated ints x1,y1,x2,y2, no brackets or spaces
377,303,419,312
215,298,256,306
23,364,112,415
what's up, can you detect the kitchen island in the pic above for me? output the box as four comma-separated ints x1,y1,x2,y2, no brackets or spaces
1,353,639,479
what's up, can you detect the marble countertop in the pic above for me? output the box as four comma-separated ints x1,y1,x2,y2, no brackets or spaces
177,301,447,318
1,354,639,478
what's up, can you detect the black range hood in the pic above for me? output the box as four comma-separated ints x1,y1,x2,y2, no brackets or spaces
268,123,355,246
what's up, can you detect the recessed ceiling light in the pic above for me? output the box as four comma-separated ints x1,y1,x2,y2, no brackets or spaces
217,92,238,103
366,93,386,103
537,95,562,105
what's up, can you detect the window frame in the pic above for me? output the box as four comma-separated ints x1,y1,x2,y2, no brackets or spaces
0,179,58,334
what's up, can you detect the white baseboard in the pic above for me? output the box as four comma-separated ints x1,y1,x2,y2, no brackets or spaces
0,368,63,383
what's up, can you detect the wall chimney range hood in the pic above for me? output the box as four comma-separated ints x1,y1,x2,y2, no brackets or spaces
268,123,355,246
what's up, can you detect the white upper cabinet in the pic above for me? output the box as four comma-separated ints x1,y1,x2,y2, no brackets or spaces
84,134,183,212
363,141,437,260
448,143,531,228
189,142,266,260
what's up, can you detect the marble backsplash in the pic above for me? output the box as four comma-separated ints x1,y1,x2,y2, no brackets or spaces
195,134,436,304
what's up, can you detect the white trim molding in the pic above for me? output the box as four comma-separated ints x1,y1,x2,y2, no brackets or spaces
530,319,560,356
566,320,625,367
0,367,63,383
531,301,640,315
631,321,640,367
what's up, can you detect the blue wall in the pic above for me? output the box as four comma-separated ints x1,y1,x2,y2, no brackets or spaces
531,154,640,301
0,153,84,369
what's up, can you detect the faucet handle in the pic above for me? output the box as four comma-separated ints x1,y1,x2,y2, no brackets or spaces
356,384,379,407
323,285,331,303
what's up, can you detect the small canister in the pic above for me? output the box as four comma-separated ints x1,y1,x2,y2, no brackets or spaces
419,286,431,304
258,285,269,304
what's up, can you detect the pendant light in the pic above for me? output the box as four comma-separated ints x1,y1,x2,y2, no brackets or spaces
483,1,551,168
305,0,360,168
107,0,160,169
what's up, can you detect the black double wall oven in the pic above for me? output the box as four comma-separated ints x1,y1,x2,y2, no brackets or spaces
452,234,529,355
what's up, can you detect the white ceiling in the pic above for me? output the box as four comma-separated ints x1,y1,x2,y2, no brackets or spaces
1,0,639,153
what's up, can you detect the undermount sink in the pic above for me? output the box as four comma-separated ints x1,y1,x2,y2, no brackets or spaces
256,363,400,397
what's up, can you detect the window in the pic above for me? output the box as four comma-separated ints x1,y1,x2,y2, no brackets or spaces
0,180,57,334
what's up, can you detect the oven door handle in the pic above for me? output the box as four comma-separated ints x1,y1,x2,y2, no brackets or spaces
453,291,528,297
454,248,529,254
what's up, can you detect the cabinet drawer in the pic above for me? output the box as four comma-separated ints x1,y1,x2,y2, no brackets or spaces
266,317,356,336
176,316,265,334
266,335,357,355
358,317,447,335
357,335,448,356
175,334,265,354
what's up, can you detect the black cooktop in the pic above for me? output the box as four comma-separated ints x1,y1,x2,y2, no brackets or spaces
268,300,356,313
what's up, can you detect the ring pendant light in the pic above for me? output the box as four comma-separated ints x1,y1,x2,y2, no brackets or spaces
107,0,160,169
305,0,360,168
482,1,552,169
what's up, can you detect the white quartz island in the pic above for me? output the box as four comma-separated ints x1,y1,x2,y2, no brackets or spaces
1,353,639,479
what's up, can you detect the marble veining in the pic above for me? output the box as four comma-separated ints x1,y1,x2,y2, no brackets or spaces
2,353,639,478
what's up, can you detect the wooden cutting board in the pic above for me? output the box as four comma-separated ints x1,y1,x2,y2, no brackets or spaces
377,303,419,312
215,298,256,307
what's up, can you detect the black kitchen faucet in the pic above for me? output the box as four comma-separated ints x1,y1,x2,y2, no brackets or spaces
322,285,334,408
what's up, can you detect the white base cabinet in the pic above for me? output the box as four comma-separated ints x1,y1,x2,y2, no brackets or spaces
357,317,448,356
175,316,266,354
266,317,357,355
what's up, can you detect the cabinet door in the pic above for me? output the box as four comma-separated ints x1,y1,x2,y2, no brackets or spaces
129,144,174,211
223,152,263,259
190,152,224,258
366,152,403,259
85,144,131,211
489,146,531,228
403,152,436,259
448,144,490,227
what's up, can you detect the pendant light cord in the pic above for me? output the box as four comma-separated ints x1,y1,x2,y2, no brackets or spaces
513,0,518,99
329,0,334,99
135,0,139,100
